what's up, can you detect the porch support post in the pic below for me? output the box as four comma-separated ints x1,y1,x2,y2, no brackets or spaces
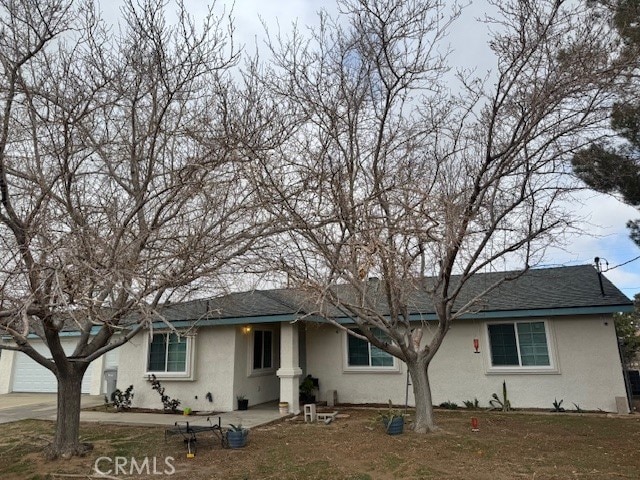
277,321,302,414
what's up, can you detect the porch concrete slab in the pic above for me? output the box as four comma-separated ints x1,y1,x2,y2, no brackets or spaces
79,402,283,429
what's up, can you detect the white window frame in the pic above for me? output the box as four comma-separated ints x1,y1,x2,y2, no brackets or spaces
484,319,559,375
144,332,195,380
248,328,276,377
343,329,400,373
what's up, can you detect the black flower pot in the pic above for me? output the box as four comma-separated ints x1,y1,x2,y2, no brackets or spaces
237,399,249,410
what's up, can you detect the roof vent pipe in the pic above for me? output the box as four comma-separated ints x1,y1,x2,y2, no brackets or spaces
594,257,608,297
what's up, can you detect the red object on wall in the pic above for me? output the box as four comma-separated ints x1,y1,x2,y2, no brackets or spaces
473,338,480,353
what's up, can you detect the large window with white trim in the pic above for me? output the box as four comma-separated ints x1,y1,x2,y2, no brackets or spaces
488,321,551,367
346,328,395,369
147,333,190,374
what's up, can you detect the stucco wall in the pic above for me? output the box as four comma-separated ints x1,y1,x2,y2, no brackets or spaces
117,324,281,412
117,326,238,412
88,354,105,395
305,315,627,412
232,325,280,408
304,322,406,405
0,349,15,394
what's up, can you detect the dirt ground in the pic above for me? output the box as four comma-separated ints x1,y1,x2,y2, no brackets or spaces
1,409,639,479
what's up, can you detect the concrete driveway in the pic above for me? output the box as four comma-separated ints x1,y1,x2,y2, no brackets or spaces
0,393,104,424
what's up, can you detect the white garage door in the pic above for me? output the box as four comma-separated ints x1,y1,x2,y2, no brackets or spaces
12,339,95,393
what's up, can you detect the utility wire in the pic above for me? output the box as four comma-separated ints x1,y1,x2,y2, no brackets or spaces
604,254,640,272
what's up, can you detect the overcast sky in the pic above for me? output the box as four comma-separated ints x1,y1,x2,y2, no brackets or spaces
99,0,640,298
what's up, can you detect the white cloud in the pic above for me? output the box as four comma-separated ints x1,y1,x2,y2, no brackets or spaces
544,191,640,296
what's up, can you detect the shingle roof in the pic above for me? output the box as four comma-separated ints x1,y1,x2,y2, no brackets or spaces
158,288,302,322
425,265,631,313
156,265,631,323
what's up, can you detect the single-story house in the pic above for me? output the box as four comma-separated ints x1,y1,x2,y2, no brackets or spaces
1,265,633,414
115,265,632,414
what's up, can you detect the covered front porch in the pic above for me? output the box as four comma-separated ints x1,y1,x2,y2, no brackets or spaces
233,320,308,415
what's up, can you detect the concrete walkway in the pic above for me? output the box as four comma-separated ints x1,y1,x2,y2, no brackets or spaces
81,402,284,429
0,393,283,429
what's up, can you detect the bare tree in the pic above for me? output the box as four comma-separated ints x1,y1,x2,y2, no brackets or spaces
0,0,265,457
246,0,624,433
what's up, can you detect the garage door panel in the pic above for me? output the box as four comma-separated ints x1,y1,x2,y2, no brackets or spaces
12,340,94,393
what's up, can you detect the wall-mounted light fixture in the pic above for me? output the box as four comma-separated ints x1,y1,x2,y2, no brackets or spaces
242,326,252,335
473,338,480,354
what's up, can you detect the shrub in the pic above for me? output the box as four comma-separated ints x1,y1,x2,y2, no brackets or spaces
111,385,134,411
489,381,511,411
463,398,480,409
551,398,565,412
148,374,181,412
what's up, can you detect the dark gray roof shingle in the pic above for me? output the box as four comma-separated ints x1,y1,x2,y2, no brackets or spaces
158,289,302,322
157,265,631,322
430,265,631,313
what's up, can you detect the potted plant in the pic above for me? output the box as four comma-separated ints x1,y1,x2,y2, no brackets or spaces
299,374,319,404
378,400,405,435
183,407,192,416
227,424,249,448
236,394,249,411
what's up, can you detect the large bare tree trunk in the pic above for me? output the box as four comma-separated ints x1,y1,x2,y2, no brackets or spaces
47,366,90,459
0,0,260,458
407,359,437,433
251,0,624,436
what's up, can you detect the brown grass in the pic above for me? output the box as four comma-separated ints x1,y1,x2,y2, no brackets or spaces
1,409,639,479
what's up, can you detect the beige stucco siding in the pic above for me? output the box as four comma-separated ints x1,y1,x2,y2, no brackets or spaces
303,322,404,404
116,324,281,411
232,325,280,407
117,326,238,411
305,315,627,412
0,349,15,394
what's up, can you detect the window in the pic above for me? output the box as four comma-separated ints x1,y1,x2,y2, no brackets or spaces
346,328,395,369
147,333,189,374
488,321,551,367
252,330,273,371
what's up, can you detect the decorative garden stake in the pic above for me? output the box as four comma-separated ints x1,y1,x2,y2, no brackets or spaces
471,417,479,432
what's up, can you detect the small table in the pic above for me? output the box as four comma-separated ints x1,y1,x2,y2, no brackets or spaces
164,416,227,457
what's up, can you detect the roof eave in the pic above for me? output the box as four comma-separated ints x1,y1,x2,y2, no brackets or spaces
327,304,634,324
153,304,633,328
5,304,631,340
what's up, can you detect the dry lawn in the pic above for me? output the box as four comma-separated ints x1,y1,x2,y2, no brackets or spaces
0,409,639,479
